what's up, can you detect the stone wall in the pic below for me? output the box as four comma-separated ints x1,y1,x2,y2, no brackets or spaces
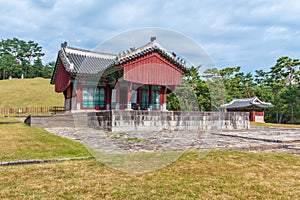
25,112,88,128
88,111,250,132
26,111,249,131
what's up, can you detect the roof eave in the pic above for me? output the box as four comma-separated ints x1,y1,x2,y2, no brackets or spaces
50,54,61,84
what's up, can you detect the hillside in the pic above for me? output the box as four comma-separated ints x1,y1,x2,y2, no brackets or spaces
0,78,64,108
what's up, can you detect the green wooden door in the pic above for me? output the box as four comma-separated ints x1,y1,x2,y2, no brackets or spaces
152,91,160,109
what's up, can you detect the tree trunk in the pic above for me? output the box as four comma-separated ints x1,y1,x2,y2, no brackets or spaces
278,114,284,124
291,104,294,124
2,69,5,80
289,66,293,86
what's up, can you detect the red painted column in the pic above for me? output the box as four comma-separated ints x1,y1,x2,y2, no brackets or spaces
160,86,167,111
115,81,120,110
76,82,82,110
250,110,255,122
127,82,132,110
105,85,111,110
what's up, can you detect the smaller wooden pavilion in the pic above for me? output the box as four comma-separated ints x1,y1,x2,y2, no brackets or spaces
50,37,189,111
220,97,274,122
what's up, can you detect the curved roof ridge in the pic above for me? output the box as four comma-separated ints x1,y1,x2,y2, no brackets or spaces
116,39,161,60
220,96,274,109
231,96,256,101
58,45,116,74
116,38,188,71
64,46,117,60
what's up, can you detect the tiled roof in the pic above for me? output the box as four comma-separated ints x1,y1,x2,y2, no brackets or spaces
59,45,116,74
56,37,189,75
115,38,189,72
220,97,274,109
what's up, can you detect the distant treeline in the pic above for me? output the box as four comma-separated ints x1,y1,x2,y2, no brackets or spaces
0,38,54,79
1,38,299,124
168,56,300,124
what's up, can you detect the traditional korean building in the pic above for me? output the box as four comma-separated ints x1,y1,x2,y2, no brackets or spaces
220,96,274,122
50,37,189,111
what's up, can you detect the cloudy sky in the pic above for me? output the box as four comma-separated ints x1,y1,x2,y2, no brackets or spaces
1,0,300,73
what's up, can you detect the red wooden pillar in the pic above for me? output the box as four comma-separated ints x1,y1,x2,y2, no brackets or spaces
137,88,142,110
76,82,82,110
148,85,152,110
115,81,120,110
127,82,132,109
160,86,167,111
105,85,111,110
249,110,255,122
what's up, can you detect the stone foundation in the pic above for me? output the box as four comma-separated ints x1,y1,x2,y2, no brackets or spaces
88,111,250,132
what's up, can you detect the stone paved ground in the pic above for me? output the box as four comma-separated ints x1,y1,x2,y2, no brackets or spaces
45,126,300,155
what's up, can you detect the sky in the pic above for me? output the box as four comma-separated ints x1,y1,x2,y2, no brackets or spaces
1,0,300,73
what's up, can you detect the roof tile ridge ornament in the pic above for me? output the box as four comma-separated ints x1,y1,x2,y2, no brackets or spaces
59,42,72,71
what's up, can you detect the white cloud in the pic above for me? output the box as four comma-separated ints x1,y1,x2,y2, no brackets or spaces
263,26,290,41
0,0,300,73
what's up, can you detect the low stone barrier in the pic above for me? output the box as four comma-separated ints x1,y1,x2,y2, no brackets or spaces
88,111,250,132
25,112,88,128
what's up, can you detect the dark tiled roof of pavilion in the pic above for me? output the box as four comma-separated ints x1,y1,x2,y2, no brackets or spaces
52,38,189,82
59,44,117,74
220,97,274,109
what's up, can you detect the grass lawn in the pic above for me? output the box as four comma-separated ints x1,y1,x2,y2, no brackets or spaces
251,122,300,128
0,116,21,123
0,78,64,108
0,123,299,199
0,123,90,162
0,151,299,199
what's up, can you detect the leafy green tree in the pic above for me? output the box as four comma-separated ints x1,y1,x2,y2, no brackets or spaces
186,66,211,111
205,66,255,104
280,86,300,123
167,66,211,111
0,53,19,79
42,61,55,78
0,38,45,79
251,56,300,123
202,67,225,109
266,56,300,123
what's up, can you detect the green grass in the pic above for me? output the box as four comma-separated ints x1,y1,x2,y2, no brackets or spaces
0,78,299,198
0,151,299,199
0,116,21,123
0,123,299,199
0,123,90,162
0,78,64,108
251,122,300,128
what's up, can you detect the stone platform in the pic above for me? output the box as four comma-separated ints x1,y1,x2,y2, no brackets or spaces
87,110,250,132
25,111,249,132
